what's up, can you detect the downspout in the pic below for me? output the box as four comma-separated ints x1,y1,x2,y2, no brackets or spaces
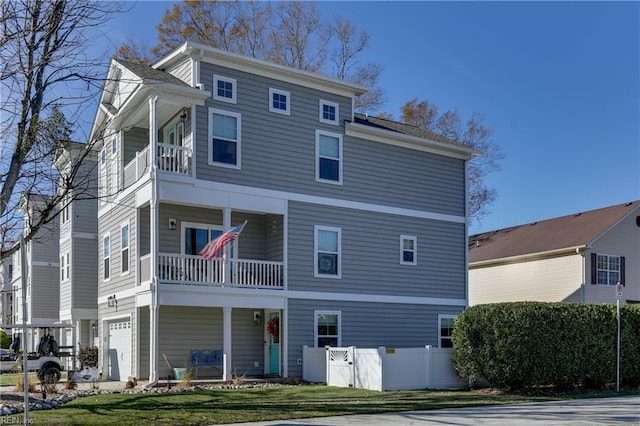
144,92,160,390
464,157,471,308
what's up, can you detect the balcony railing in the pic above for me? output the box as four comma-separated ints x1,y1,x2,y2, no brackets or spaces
157,143,191,174
157,253,283,289
123,144,192,189
123,146,150,188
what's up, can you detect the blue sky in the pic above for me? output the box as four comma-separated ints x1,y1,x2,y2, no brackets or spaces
105,1,640,234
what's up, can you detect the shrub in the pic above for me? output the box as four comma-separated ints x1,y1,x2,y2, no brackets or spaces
78,346,98,367
0,330,10,349
453,302,640,391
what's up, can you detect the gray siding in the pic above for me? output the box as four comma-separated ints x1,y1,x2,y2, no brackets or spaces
192,62,465,216
98,193,137,295
231,308,264,377
59,237,72,312
31,265,60,319
31,224,59,263
286,298,464,377
158,306,223,378
138,307,150,379
73,238,98,309
72,198,98,234
288,202,466,299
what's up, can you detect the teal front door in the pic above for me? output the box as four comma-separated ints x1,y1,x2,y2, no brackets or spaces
267,311,280,375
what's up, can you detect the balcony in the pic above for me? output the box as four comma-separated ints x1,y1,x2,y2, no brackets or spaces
154,253,283,289
123,144,192,188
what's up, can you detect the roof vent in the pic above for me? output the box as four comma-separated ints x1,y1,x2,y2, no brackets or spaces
625,202,633,206
574,212,582,217
530,222,538,226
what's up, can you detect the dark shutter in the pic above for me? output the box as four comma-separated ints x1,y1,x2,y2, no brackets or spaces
620,256,626,286
591,253,597,285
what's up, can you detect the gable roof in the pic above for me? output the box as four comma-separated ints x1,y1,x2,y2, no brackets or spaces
469,201,640,264
114,59,190,87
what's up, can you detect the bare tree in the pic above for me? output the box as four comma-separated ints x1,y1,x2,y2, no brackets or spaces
116,0,384,112
0,0,124,256
396,98,503,222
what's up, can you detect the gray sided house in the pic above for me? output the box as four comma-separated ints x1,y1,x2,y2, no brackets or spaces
90,41,476,382
9,195,60,352
54,141,99,352
469,201,640,306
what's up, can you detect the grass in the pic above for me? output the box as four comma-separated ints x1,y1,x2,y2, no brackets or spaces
14,385,628,426
0,372,39,387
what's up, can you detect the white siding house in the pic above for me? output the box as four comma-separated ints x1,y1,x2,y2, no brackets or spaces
469,201,640,306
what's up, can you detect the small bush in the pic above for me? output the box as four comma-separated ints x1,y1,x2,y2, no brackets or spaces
15,376,36,393
65,379,77,390
78,346,98,367
176,371,192,389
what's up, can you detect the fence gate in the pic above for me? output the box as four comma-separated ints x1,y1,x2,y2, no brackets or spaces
326,347,354,388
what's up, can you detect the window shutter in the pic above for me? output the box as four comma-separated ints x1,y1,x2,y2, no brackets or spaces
620,256,626,286
590,253,597,285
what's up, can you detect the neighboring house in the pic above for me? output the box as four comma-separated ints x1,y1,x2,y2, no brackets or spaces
10,195,60,352
90,41,476,382
469,201,640,306
0,252,14,325
54,141,99,353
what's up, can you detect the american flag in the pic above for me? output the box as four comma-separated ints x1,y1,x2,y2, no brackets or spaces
200,221,247,260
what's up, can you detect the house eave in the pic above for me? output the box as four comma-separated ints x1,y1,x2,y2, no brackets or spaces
345,121,479,160
154,41,368,98
469,245,588,268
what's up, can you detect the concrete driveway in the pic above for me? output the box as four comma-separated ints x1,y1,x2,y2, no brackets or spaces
220,395,640,425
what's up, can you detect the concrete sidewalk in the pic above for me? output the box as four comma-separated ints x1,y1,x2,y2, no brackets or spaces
219,395,640,425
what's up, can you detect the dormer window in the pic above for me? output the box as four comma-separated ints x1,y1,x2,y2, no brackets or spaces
319,100,339,125
269,88,290,115
213,75,236,104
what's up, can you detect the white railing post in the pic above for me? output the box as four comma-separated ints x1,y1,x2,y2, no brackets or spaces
425,345,432,389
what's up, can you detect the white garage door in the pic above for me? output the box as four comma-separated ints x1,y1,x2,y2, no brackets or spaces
108,321,131,381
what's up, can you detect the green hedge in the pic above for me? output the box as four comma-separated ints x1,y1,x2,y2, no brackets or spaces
452,302,640,390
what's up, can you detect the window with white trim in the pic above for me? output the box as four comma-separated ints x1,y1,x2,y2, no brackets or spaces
315,130,342,184
213,75,236,103
209,108,241,168
269,88,290,115
315,311,341,347
61,196,70,225
103,234,110,281
121,222,130,274
99,149,107,205
319,100,339,125
439,315,455,348
314,226,341,278
111,137,117,155
60,252,70,282
400,235,417,265
596,254,620,285
182,222,224,255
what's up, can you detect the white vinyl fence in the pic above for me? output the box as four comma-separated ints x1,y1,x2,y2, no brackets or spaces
302,345,466,391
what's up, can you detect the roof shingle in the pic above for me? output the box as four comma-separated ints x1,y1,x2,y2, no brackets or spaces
469,201,640,263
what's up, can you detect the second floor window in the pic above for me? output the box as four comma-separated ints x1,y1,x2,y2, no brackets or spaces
316,130,342,184
315,226,341,278
210,109,241,168
400,235,417,265
103,234,110,281
121,223,130,274
60,252,70,282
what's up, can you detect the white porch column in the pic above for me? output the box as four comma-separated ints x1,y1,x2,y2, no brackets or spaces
148,93,160,385
223,307,232,381
222,208,231,285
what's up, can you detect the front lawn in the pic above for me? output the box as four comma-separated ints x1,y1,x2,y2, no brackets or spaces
21,385,570,425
